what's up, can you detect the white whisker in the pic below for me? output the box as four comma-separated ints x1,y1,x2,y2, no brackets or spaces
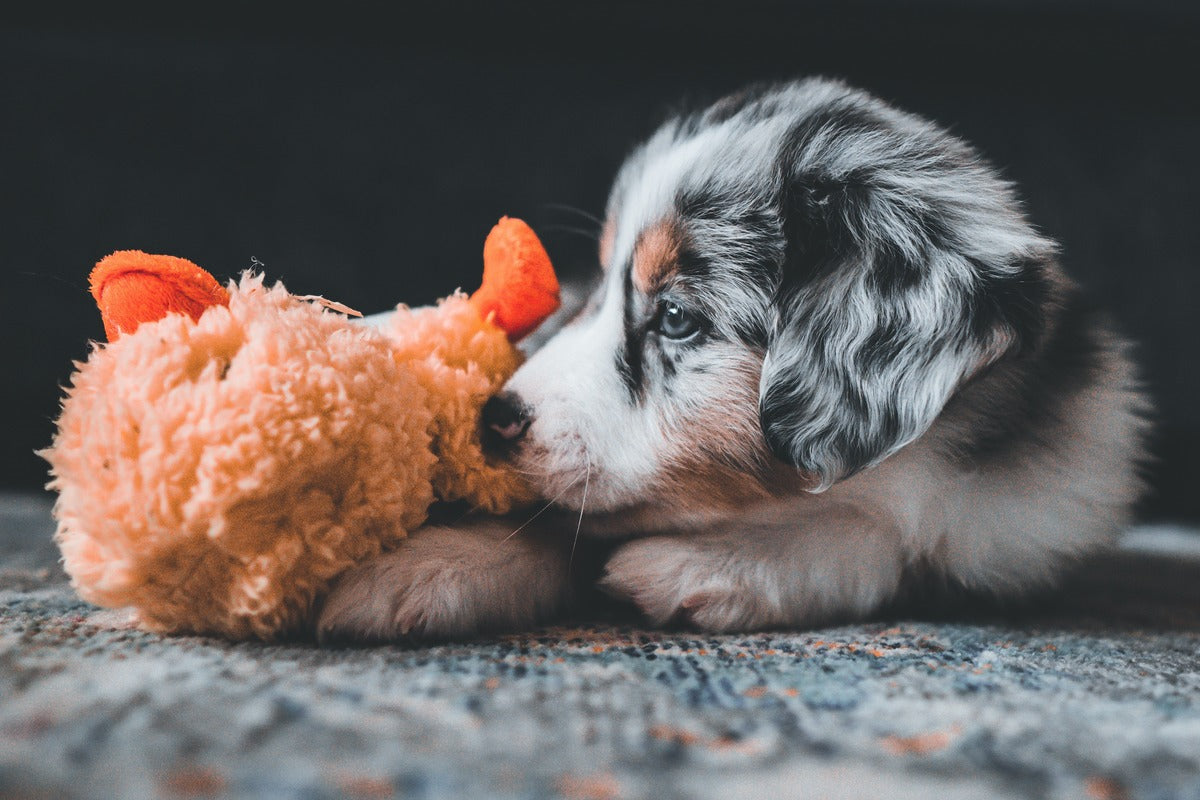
541,201,604,228
538,224,601,242
568,461,591,576
501,473,584,543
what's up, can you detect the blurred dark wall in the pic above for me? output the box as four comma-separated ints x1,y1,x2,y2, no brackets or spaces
3,2,1197,520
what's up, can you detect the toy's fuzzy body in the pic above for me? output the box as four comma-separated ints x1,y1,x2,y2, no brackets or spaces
44,220,555,640
386,295,534,514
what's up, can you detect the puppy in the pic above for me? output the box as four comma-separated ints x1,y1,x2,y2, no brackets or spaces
318,78,1148,641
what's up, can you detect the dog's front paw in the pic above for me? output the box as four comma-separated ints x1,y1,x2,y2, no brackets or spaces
599,538,778,632
316,549,458,644
316,521,569,645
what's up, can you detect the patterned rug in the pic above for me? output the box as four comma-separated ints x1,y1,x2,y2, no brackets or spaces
2,492,1198,800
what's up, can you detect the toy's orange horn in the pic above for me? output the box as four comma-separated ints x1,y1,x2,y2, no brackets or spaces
470,217,560,342
90,251,230,342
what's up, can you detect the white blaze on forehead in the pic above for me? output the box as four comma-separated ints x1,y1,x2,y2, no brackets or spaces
610,132,704,268
609,119,787,272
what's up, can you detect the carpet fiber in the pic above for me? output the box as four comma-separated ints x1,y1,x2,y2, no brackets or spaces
2,493,1199,800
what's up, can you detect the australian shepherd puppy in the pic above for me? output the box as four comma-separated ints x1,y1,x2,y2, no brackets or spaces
318,78,1149,641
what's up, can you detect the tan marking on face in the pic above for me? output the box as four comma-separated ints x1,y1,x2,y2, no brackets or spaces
632,218,683,293
599,216,616,270
661,461,773,511
659,430,777,513
651,358,801,513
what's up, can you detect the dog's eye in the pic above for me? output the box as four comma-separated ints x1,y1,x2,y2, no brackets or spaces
656,300,701,340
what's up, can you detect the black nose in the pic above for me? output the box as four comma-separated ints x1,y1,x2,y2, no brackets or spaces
482,391,531,450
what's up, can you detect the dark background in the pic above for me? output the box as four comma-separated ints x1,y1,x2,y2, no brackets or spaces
3,2,1197,521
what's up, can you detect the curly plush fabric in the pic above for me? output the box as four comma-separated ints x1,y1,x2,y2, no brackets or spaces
45,275,438,640
384,293,535,514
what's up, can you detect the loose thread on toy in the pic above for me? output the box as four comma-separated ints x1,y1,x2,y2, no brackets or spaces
295,295,363,317
501,473,585,543
568,461,590,579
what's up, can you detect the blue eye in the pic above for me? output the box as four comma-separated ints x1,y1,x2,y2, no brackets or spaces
657,300,701,340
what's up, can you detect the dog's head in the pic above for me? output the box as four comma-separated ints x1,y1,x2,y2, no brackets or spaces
486,78,1056,530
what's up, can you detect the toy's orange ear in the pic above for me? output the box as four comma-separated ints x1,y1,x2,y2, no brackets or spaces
90,251,230,341
470,217,560,342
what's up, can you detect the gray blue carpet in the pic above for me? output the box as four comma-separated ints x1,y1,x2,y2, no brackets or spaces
2,493,1199,800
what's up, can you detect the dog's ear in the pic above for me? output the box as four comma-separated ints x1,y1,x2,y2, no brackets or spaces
758,162,1052,491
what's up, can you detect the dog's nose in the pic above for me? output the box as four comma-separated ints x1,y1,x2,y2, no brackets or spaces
482,391,531,449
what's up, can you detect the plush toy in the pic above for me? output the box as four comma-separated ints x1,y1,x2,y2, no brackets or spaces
43,218,559,641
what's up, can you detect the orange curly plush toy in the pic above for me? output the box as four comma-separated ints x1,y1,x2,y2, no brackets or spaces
43,218,559,640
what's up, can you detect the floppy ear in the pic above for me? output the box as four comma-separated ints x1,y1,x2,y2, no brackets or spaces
757,171,1052,492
